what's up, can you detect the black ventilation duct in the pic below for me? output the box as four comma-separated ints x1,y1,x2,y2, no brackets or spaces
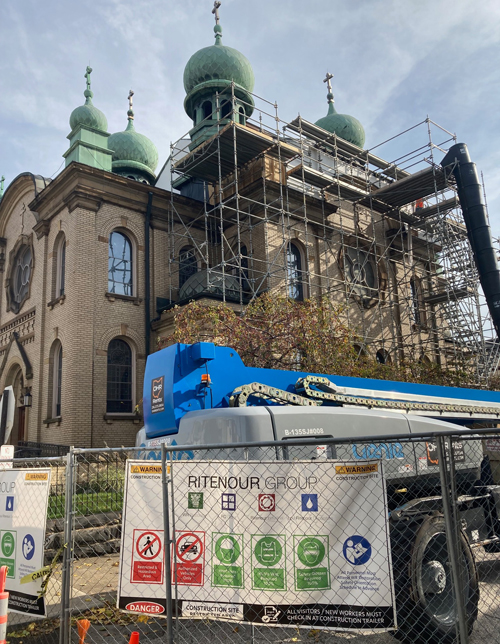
441,143,500,339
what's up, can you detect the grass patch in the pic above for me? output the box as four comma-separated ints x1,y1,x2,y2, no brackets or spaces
48,492,123,519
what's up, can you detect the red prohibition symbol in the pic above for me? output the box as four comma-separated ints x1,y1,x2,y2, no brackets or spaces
176,532,203,563
136,531,162,560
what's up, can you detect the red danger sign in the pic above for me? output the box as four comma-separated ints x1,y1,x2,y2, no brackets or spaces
131,530,164,584
173,531,205,586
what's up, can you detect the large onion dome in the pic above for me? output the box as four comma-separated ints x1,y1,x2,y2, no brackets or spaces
183,25,254,94
69,67,108,132
183,22,255,121
315,79,365,149
108,93,158,184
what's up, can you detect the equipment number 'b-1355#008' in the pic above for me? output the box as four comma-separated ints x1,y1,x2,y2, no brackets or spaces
134,341,500,643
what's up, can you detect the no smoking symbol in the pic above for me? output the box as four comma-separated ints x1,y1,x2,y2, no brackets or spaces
176,533,203,563
136,532,161,560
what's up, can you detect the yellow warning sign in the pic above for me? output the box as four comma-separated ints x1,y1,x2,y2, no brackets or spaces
25,472,49,481
130,464,169,474
335,463,379,475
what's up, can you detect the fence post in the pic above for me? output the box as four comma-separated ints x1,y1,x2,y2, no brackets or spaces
436,435,469,644
161,444,174,644
59,447,75,644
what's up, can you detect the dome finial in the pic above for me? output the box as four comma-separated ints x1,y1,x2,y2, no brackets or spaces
212,1,222,43
0,176,5,200
84,66,94,103
127,89,135,121
323,72,334,103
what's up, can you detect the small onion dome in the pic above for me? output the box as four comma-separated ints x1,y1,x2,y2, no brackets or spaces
69,89,108,132
108,109,158,183
315,94,365,149
183,23,255,120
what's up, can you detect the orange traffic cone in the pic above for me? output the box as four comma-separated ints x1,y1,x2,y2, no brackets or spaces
129,631,139,644
77,619,91,644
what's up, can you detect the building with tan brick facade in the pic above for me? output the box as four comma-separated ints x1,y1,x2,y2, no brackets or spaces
0,11,495,449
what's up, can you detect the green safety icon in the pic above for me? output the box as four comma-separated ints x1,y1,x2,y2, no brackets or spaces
297,537,325,567
254,537,282,567
1,532,15,557
215,535,241,564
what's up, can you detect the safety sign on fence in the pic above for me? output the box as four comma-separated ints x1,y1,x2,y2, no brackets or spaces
118,459,396,631
0,468,51,616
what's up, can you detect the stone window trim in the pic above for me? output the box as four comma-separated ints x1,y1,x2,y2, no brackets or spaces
43,416,62,426
103,412,142,424
47,294,66,310
105,292,142,306
5,234,35,315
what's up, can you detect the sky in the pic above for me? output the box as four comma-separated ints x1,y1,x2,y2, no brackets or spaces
1,0,500,231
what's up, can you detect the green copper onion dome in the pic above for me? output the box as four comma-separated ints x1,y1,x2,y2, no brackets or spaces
69,67,108,132
183,24,255,95
183,16,255,122
108,92,158,184
315,77,365,149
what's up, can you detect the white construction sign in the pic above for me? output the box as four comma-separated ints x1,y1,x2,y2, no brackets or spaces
0,468,51,615
118,460,396,631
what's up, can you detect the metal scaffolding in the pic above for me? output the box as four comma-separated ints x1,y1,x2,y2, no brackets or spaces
158,82,497,384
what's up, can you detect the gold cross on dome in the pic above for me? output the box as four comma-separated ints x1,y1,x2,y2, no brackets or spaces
323,72,334,95
128,90,134,111
212,1,221,24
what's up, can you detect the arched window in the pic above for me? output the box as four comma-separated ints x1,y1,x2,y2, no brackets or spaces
55,235,66,298
51,341,63,418
106,339,133,413
410,277,426,326
202,101,212,120
179,246,198,290
221,101,232,119
239,245,249,292
286,242,303,301
12,245,32,309
108,231,133,296
353,344,367,359
376,349,391,365
239,107,246,125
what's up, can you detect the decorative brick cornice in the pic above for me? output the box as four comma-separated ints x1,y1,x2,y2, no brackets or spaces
33,219,51,239
63,190,102,213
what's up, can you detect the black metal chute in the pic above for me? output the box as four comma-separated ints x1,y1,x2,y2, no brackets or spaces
441,143,500,338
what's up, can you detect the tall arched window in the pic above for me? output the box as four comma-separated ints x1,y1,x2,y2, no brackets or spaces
202,101,212,120
51,341,63,418
240,245,249,292
286,242,303,301
108,231,133,296
179,246,198,289
106,339,133,413
55,235,66,298
239,107,246,125
220,101,232,119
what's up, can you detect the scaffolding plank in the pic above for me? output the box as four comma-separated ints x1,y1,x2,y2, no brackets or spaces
369,166,449,208
287,116,409,180
424,287,473,304
173,122,299,182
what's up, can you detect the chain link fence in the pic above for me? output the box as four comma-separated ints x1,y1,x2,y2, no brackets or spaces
3,430,500,644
